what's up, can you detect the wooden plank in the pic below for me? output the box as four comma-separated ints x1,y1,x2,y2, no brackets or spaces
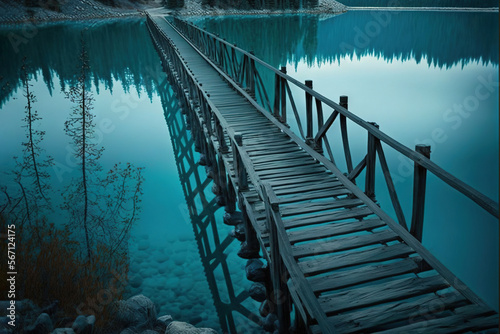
261,183,336,334
373,308,498,334
292,228,399,258
309,291,468,334
273,180,342,195
309,256,424,293
280,198,365,217
319,275,450,314
167,15,492,306
268,173,337,188
299,243,415,275
260,168,328,181
278,188,352,204
256,164,325,177
288,219,386,244
253,156,313,170
284,206,374,229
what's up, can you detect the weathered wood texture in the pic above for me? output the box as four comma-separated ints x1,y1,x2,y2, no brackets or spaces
146,13,499,334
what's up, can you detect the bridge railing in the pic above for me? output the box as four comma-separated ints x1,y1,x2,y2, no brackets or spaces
171,17,499,232
146,15,336,331
147,14,496,328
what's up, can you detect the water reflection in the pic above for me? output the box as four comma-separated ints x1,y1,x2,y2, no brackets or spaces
158,78,262,333
194,11,499,69
0,18,160,108
341,0,498,7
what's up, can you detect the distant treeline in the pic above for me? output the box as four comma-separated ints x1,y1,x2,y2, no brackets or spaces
340,0,499,7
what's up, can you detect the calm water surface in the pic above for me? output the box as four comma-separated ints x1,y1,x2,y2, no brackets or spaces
0,18,261,332
194,10,499,311
0,10,498,331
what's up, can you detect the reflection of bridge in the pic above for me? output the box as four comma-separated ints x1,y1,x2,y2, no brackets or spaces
157,77,263,333
147,12,499,333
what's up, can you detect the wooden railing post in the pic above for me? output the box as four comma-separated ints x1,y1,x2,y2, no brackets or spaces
340,95,354,174
263,184,291,334
233,132,248,190
280,66,287,124
411,144,431,242
249,51,256,96
305,80,313,146
365,122,379,198
273,72,280,119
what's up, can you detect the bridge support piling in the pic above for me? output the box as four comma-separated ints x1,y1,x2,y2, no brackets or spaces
238,200,260,259
410,144,431,242
233,132,248,190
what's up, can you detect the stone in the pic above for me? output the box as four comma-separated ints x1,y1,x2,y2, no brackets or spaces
86,316,95,328
262,313,278,332
223,211,243,226
140,331,159,334
198,154,207,166
120,329,137,334
52,329,75,334
238,241,260,259
72,314,92,334
249,282,266,302
112,295,157,332
25,313,53,334
166,321,217,334
129,274,143,289
245,259,268,282
229,223,245,242
259,300,270,318
155,315,173,332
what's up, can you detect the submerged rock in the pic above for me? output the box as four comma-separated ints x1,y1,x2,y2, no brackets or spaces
72,314,93,334
245,259,267,282
112,295,157,332
166,321,217,334
249,282,266,302
52,329,75,334
229,223,246,241
155,315,173,332
238,241,260,259
25,313,53,334
223,211,243,226
262,313,278,332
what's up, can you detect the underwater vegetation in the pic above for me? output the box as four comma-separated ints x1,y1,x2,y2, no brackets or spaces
0,31,144,332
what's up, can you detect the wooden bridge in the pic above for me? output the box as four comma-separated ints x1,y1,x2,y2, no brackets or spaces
146,11,499,333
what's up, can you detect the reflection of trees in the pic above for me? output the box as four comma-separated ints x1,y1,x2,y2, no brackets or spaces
0,18,160,108
195,11,498,71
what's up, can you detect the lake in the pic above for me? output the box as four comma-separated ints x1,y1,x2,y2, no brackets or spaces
0,8,498,333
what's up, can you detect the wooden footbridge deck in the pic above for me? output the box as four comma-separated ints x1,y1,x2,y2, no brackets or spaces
146,12,499,333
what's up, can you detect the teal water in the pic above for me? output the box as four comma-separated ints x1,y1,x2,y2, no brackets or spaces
194,11,499,311
0,10,498,332
0,18,261,332
339,0,499,7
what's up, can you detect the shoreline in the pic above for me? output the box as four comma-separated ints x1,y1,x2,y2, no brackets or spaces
1,0,498,26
